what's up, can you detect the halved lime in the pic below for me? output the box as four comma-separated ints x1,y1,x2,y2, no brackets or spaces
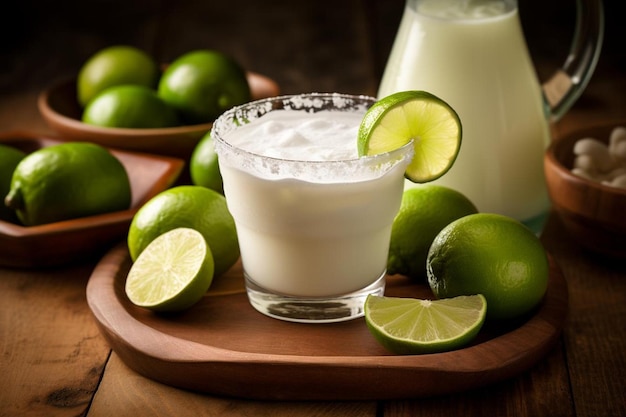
125,227,214,312
364,294,486,354
358,91,462,183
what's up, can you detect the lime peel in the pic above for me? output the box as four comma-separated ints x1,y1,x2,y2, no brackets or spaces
427,213,549,321
365,294,486,354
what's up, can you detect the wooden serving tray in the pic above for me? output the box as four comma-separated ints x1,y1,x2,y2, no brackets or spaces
86,243,568,400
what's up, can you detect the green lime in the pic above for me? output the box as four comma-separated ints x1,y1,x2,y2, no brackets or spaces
82,85,180,128
125,227,214,312
388,185,478,280
190,130,223,194
358,91,462,183
5,142,131,226
0,144,27,222
158,49,251,124
365,294,487,354
127,185,239,277
427,213,549,321
77,45,159,107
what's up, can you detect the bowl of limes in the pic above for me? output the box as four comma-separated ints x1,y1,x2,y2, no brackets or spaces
38,46,280,159
544,121,626,259
0,131,184,268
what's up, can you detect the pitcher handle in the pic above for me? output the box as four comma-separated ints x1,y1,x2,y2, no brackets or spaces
542,0,604,122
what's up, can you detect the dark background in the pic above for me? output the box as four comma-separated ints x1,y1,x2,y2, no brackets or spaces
1,0,624,115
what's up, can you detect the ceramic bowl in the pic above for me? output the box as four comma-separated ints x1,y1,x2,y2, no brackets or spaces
544,122,626,259
37,72,280,159
0,132,184,268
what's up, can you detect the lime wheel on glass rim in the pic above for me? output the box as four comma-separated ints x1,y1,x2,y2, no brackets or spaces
358,90,462,183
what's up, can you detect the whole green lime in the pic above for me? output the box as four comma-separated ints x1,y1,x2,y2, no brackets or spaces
158,49,251,124
387,185,477,281
82,85,180,128
77,45,159,107
127,185,239,277
0,144,27,222
5,142,131,226
190,131,223,194
427,213,549,321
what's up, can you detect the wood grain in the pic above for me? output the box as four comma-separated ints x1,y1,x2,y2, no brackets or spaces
89,353,377,417
541,214,626,417
85,243,568,401
0,261,110,417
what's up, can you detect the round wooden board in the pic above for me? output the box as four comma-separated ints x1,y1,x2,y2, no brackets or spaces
86,243,568,400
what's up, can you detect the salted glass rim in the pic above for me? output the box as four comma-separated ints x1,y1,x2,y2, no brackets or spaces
211,92,414,167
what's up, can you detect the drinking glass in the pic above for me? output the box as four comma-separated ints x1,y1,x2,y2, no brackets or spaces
212,93,413,323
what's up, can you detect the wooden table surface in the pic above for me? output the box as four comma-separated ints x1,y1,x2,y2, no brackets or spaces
1,1,625,416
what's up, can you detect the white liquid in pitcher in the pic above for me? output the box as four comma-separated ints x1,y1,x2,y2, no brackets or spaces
217,110,410,297
378,0,550,224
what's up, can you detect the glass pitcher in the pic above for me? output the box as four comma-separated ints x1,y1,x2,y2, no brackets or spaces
378,0,604,232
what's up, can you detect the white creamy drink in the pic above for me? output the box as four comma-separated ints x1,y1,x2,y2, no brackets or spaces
378,0,551,228
212,94,412,322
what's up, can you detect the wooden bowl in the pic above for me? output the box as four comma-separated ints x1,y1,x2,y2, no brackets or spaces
544,122,626,258
37,72,280,159
0,132,184,268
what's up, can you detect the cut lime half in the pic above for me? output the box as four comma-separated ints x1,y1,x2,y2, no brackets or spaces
358,91,462,183
364,294,486,354
125,227,215,312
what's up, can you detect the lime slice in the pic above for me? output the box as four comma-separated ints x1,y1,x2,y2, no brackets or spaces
358,90,462,183
364,294,486,354
125,227,215,312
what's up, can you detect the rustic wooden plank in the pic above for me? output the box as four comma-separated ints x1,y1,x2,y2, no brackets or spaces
0,261,111,417
88,354,377,417
382,340,574,417
541,215,626,417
